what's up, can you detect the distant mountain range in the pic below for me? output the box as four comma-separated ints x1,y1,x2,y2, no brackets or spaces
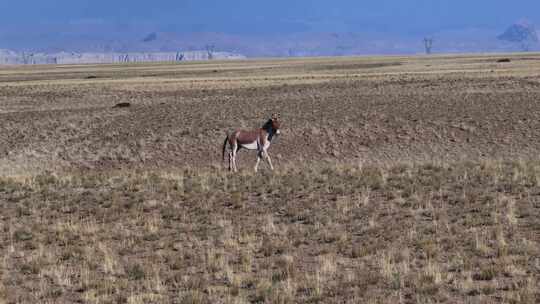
0,22,538,64
497,21,538,51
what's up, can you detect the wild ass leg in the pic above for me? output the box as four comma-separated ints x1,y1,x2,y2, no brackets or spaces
228,152,233,171
254,151,262,172
263,150,274,171
232,144,239,172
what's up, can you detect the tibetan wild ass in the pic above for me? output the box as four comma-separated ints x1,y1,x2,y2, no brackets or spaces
222,114,281,172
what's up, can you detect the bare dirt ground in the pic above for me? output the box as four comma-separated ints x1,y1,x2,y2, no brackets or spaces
2,55,540,173
0,55,539,303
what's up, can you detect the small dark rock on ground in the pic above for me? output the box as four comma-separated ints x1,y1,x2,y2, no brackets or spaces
112,102,131,108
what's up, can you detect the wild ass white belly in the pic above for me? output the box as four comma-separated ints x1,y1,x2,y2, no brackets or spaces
241,141,258,150
241,139,270,151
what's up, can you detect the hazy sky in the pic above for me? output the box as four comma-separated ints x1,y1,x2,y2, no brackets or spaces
1,0,539,34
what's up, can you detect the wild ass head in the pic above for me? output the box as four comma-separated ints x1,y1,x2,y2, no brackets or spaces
264,114,281,137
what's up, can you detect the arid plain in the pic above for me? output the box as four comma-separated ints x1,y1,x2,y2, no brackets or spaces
0,55,539,303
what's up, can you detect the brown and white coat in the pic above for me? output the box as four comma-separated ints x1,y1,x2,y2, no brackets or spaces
222,115,281,172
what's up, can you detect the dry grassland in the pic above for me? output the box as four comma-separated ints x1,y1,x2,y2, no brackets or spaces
0,54,539,303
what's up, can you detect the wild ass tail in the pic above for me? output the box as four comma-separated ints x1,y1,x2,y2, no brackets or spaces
222,135,229,161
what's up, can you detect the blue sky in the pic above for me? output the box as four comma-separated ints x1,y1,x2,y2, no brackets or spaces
1,0,539,35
